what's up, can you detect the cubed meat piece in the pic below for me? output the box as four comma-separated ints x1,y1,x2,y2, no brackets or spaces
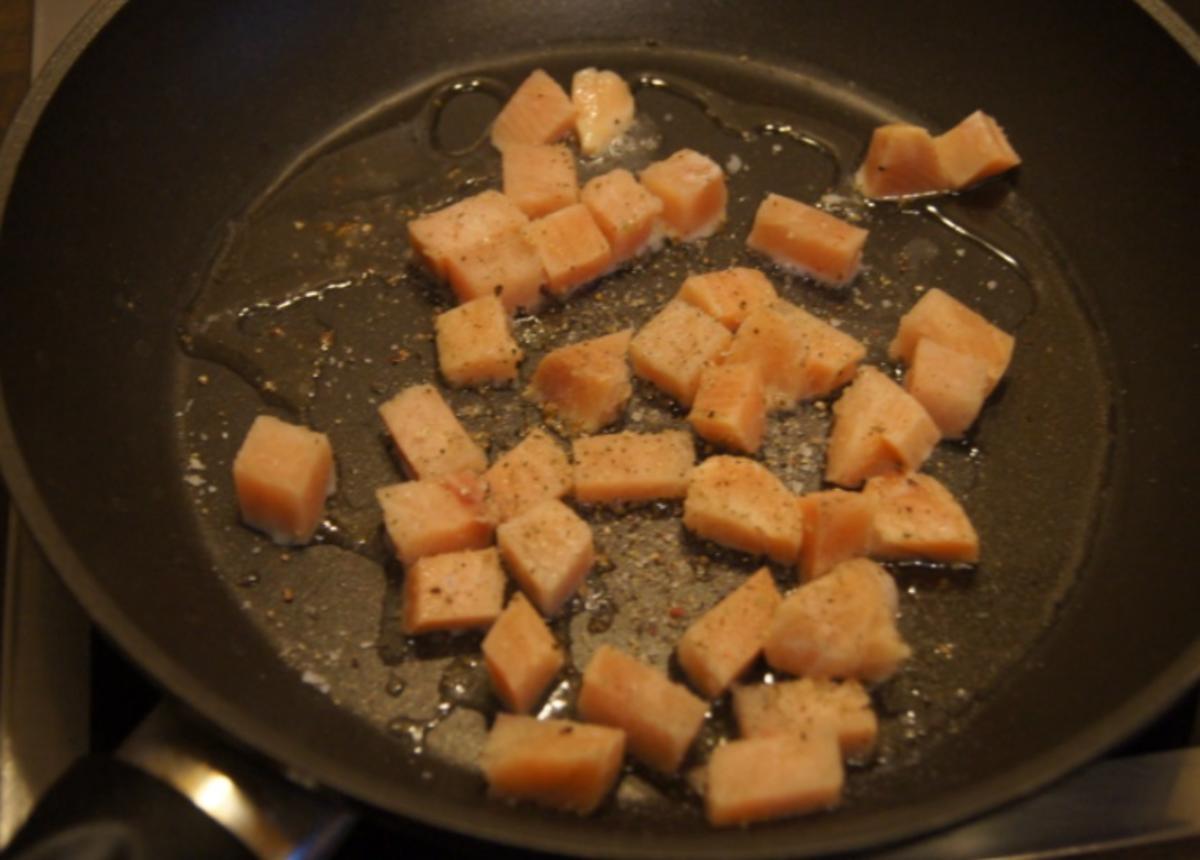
864,473,979,564
572,68,635,157
484,429,572,523
572,430,695,504
935,110,1022,190
796,313,867,400
904,337,992,438
764,558,911,683
480,714,626,814
889,287,1015,394
482,593,565,713
502,143,579,219
855,124,948,199
677,568,783,698
434,295,523,387
376,472,493,566
796,489,876,581
746,193,868,286
233,415,334,545
732,679,877,759
676,267,778,331
824,367,940,488
687,362,767,455
378,384,487,479
578,645,707,774
444,228,547,314
705,732,844,827
722,303,806,412
639,149,727,240
522,203,613,298
407,190,529,280
490,69,576,152
683,456,804,564
529,329,633,434
724,300,865,410
403,547,506,634
580,168,664,264
629,300,733,406
496,499,594,616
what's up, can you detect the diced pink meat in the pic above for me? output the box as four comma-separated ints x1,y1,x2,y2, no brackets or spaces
676,267,778,331
378,384,487,480
864,473,980,564
935,110,1022,190
764,558,911,683
482,593,565,714
746,193,868,285
683,456,804,564
580,168,664,264
434,295,523,387
443,227,547,314
480,714,626,814
723,300,865,410
571,68,635,156
732,679,877,759
855,111,1020,198
687,362,768,455
571,430,695,504
824,367,940,488
490,69,576,152
855,124,947,199
502,143,579,219
496,498,594,616
529,329,633,434
796,489,876,581
484,429,572,523
578,644,708,774
705,731,844,826
233,415,334,546
407,190,529,280
889,287,1014,393
904,337,992,438
403,547,506,634
639,149,727,240
376,471,493,566
629,300,733,406
522,203,614,297
676,568,783,698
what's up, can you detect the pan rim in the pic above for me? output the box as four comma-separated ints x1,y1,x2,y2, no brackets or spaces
1,2,1198,857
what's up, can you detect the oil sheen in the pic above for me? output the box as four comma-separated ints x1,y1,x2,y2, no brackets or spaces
174,45,1112,817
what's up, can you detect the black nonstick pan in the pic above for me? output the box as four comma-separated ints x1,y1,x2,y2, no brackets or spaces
1,2,1198,857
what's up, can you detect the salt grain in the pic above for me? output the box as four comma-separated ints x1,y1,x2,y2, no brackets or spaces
301,670,331,694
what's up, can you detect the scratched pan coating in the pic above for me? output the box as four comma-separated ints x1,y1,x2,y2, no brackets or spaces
173,44,1110,840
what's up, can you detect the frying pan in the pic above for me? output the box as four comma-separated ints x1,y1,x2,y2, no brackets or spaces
1,1,1198,857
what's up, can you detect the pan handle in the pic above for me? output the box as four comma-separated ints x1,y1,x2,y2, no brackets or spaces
1,704,354,860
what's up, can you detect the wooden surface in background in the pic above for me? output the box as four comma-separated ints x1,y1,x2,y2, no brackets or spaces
0,0,31,557
0,0,31,138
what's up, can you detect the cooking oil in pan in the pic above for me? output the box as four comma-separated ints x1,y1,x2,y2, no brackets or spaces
174,45,1112,817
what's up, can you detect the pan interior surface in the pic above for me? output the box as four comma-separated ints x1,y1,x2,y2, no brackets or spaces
1,2,1196,857
174,45,1109,853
